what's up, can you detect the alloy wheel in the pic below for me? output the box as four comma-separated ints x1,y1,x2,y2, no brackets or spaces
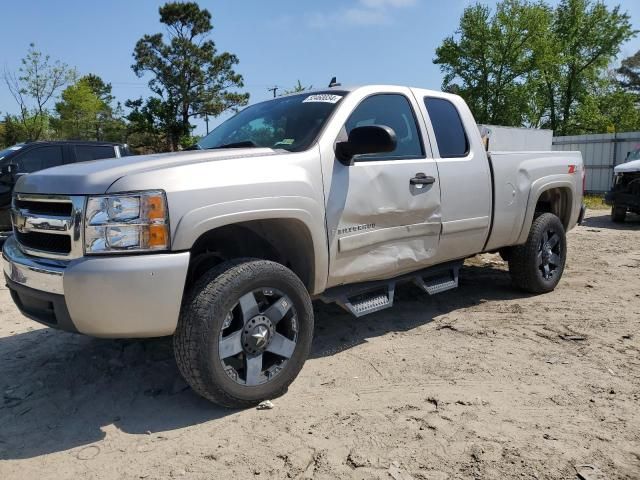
537,228,563,280
218,288,298,386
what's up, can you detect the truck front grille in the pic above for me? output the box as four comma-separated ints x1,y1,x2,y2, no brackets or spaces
11,194,85,260
14,198,73,216
15,231,72,255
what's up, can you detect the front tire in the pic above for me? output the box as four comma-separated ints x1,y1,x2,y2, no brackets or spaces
611,204,627,223
174,259,314,408
508,213,567,294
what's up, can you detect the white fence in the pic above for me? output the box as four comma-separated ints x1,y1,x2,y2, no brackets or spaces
552,132,640,193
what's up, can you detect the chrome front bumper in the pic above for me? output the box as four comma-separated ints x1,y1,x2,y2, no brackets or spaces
3,236,65,294
3,236,191,338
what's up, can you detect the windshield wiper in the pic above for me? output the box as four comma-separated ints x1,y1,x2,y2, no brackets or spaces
208,140,258,150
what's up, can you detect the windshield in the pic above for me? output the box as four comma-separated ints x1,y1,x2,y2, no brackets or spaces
197,91,347,152
0,143,25,162
627,148,640,161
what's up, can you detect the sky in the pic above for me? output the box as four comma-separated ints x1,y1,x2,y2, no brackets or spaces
1,0,640,135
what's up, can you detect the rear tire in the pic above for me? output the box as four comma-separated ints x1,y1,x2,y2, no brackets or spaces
611,204,627,223
174,259,314,408
508,213,567,294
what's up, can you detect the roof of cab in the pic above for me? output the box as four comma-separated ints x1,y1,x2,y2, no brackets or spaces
279,84,458,101
24,140,125,147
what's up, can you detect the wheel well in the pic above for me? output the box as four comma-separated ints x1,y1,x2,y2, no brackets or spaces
535,187,572,229
186,219,315,291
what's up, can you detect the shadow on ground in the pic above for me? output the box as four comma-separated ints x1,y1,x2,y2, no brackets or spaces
0,262,524,460
581,210,640,230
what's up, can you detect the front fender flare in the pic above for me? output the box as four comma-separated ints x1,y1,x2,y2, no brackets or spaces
171,196,328,294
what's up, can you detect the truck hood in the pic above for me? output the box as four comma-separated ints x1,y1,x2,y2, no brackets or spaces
614,159,640,174
15,147,281,195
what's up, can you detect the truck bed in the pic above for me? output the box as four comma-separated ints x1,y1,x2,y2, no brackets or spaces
485,150,584,252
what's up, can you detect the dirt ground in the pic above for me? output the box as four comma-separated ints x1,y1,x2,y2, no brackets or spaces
1,210,639,480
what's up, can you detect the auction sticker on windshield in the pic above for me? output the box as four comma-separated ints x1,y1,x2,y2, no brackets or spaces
303,94,342,104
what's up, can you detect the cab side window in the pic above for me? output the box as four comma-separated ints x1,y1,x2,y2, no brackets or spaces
17,146,64,173
424,97,469,158
345,94,424,160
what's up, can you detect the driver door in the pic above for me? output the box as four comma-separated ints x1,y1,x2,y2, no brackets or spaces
324,93,442,287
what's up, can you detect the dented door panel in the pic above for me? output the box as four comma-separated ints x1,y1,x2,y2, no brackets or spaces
324,158,442,286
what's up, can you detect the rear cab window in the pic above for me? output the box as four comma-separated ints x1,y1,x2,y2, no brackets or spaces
424,97,469,158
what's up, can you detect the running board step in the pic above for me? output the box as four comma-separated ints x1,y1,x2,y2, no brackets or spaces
413,265,460,295
338,285,395,318
318,260,463,318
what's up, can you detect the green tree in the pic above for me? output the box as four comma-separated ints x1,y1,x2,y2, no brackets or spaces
131,2,249,151
82,73,115,105
101,102,128,143
53,74,127,142
0,115,26,147
539,0,636,134
434,0,637,134
125,97,169,153
617,50,640,94
434,0,551,126
281,80,312,96
53,77,106,140
3,43,74,141
573,78,640,133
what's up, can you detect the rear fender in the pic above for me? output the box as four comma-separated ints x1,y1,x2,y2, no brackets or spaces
516,177,575,245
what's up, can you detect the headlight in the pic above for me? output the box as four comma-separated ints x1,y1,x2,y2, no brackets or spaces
84,191,170,254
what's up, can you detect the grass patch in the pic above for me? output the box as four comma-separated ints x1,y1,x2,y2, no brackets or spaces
584,194,608,210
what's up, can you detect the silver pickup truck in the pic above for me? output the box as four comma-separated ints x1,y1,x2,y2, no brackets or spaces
2,85,585,407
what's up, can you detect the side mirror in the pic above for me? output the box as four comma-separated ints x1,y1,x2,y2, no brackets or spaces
0,163,17,176
335,125,397,165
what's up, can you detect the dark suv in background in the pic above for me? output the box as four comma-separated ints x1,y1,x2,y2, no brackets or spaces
0,141,132,235
605,147,640,223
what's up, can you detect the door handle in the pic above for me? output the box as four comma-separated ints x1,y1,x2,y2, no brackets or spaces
410,173,435,186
